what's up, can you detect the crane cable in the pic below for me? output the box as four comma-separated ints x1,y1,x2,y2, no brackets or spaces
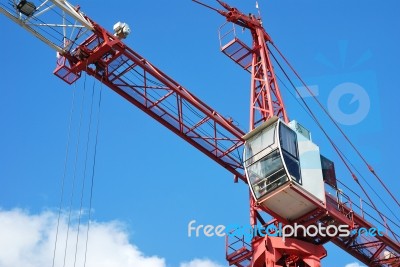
275,70,400,224
84,76,104,267
73,77,98,267
52,67,102,266
268,48,400,242
270,42,400,210
52,83,77,267
62,70,89,267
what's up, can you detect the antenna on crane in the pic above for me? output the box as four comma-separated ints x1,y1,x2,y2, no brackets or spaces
255,1,262,24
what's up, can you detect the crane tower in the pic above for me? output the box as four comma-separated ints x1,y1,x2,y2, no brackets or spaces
0,0,399,266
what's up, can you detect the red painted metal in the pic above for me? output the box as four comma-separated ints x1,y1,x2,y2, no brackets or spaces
52,6,399,267
249,27,288,128
208,1,400,267
52,9,400,267
53,18,247,182
217,12,288,129
226,233,252,267
3,0,398,266
251,235,327,267
326,192,400,266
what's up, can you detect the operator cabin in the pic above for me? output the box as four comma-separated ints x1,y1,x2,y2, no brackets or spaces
243,116,337,221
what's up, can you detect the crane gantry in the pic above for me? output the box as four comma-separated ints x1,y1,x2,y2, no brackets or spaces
1,0,399,266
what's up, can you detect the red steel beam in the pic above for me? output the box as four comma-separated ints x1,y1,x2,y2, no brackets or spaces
55,20,247,183
3,1,399,266
53,10,400,267
326,194,400,266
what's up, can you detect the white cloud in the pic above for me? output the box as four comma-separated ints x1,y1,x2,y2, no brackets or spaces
0,208,165,267
345,263,366,267
0,208,225,267
180,258,225,267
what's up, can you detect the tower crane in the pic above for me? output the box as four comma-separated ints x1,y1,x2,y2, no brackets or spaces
1,0,399,266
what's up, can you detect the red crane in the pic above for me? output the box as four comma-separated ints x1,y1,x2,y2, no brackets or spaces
1,1,399,266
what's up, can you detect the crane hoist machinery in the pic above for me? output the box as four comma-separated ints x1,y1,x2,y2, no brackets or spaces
1,0,399,266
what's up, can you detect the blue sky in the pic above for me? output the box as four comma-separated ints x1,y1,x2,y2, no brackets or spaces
0,0,399,267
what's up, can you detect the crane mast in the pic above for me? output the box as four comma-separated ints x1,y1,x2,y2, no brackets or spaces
206,2,400,267
212,0,288,129
205,2,400,266
1,1,399,266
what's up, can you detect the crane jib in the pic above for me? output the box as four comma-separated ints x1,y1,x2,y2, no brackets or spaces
1,0,399,266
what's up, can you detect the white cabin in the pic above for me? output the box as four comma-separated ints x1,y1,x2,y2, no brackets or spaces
243,117,332,221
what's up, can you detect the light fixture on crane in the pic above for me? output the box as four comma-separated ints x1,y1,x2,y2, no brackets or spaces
113,22,131,39
16,0,36,17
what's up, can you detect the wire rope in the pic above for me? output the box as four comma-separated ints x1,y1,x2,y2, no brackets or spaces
269,46,399,240
73,78,97,267
62,71,88,267
52,82,77,267
270,42,400,209
83,77,103,267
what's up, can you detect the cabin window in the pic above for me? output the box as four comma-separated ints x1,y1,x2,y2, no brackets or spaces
279,123,302,183
244,124,276,167
279,123,298,158
282,150,301,183
247,149,288,199
320,155,337,188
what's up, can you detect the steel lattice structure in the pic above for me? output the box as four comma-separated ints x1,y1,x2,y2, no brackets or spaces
1,0,399,266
